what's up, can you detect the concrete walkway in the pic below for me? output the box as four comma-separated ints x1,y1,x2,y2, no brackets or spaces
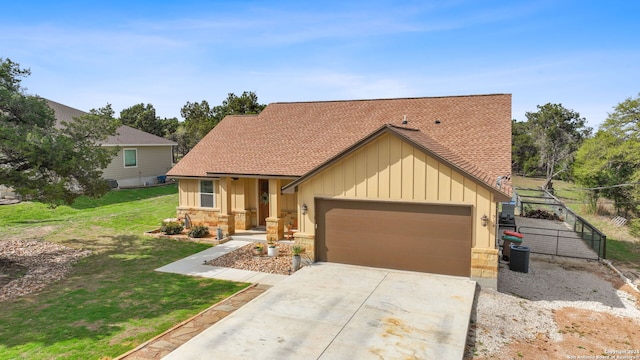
155,239,288,285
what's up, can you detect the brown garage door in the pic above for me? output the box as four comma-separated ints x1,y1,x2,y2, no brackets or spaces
316,198,472,277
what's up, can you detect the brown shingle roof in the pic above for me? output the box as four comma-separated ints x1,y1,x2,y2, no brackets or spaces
45,99,177,146
167,94,511,182
390,125,512,198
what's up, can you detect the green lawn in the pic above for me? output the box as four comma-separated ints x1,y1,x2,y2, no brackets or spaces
607,239,640,266
0,184,248,360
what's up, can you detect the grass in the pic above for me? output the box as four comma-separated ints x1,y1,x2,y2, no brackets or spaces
606,239,640,265
0,184,249,359
512,175,581,203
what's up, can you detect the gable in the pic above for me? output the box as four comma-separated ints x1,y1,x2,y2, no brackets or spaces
291,131,508,203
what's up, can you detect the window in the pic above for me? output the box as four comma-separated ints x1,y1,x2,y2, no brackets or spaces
124,149,137,168
200,180,215,208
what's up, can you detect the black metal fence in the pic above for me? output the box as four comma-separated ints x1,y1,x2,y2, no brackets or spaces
516,226,602,260
514,188,607,259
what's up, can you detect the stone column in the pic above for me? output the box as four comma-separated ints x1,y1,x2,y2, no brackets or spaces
266,217,284,242
293,232,315,261
266,178,284,241
217,213,235,238
218,177,235,236
470,248,498,289
233,210,250,231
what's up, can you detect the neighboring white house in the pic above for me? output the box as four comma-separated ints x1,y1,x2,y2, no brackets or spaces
46,99,177,188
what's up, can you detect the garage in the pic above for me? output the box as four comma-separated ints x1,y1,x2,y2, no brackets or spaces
315,198,473,277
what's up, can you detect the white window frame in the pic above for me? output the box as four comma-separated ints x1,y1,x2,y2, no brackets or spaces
200,180,216,208
123,148,138,168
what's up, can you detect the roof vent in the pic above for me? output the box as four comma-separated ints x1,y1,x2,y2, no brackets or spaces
435,119,441,124
402,114,408,125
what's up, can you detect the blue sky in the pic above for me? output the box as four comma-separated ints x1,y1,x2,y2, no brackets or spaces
1,1,638,128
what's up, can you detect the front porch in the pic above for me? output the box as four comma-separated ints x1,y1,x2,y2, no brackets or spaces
175,177,299,242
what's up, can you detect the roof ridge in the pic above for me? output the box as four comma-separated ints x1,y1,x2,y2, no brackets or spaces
385,124,420,131
269,93,511,105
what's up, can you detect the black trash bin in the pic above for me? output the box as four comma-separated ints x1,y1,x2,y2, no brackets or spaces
509,245,530,273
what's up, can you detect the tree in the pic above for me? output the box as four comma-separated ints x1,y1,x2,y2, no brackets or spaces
166,123,193,160
180,100,215,143
511,120,540,176
181,91,266,150
0,58,119,206
573,131,634,214
526,103,591,189
120,103,178,138
213,91,266,121
573,94,640,216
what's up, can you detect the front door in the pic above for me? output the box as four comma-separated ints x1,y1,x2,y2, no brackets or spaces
258,179,269,226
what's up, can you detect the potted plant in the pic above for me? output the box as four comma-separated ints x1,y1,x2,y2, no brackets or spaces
291,244,304,271
252,242,265,256
267,241,279,257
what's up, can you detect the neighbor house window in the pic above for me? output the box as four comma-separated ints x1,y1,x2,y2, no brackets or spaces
124,148,137,168
200,180,215,208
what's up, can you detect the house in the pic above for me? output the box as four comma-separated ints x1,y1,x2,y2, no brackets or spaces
46,100,177,188
167,94,512,288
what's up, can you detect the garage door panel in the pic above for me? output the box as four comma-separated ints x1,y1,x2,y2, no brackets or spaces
317,199,472,277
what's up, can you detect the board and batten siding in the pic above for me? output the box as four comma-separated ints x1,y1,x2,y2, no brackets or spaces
179,177,295,215
102,146,174,186
179,178,221,209
297,132,498,249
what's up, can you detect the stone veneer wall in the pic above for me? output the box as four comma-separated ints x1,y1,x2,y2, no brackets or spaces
217,213,235,237
233,210,251,231
248,209,257,228
471,248,499,289
176,207,219,227
293,233,315,259
266,217,283,242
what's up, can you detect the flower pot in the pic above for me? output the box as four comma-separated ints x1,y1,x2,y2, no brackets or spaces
268,246,279,257
292,254,301,271
252,247,264,256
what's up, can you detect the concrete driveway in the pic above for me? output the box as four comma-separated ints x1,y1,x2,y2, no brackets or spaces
164,263,476,360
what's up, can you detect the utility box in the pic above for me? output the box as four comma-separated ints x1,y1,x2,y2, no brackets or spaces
509,245,530,273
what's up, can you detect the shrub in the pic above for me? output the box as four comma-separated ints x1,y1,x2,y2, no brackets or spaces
188,225,209,238
160,221,184,235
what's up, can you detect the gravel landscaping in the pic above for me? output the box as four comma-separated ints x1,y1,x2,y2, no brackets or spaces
205,243,300,275
465,255,640,359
